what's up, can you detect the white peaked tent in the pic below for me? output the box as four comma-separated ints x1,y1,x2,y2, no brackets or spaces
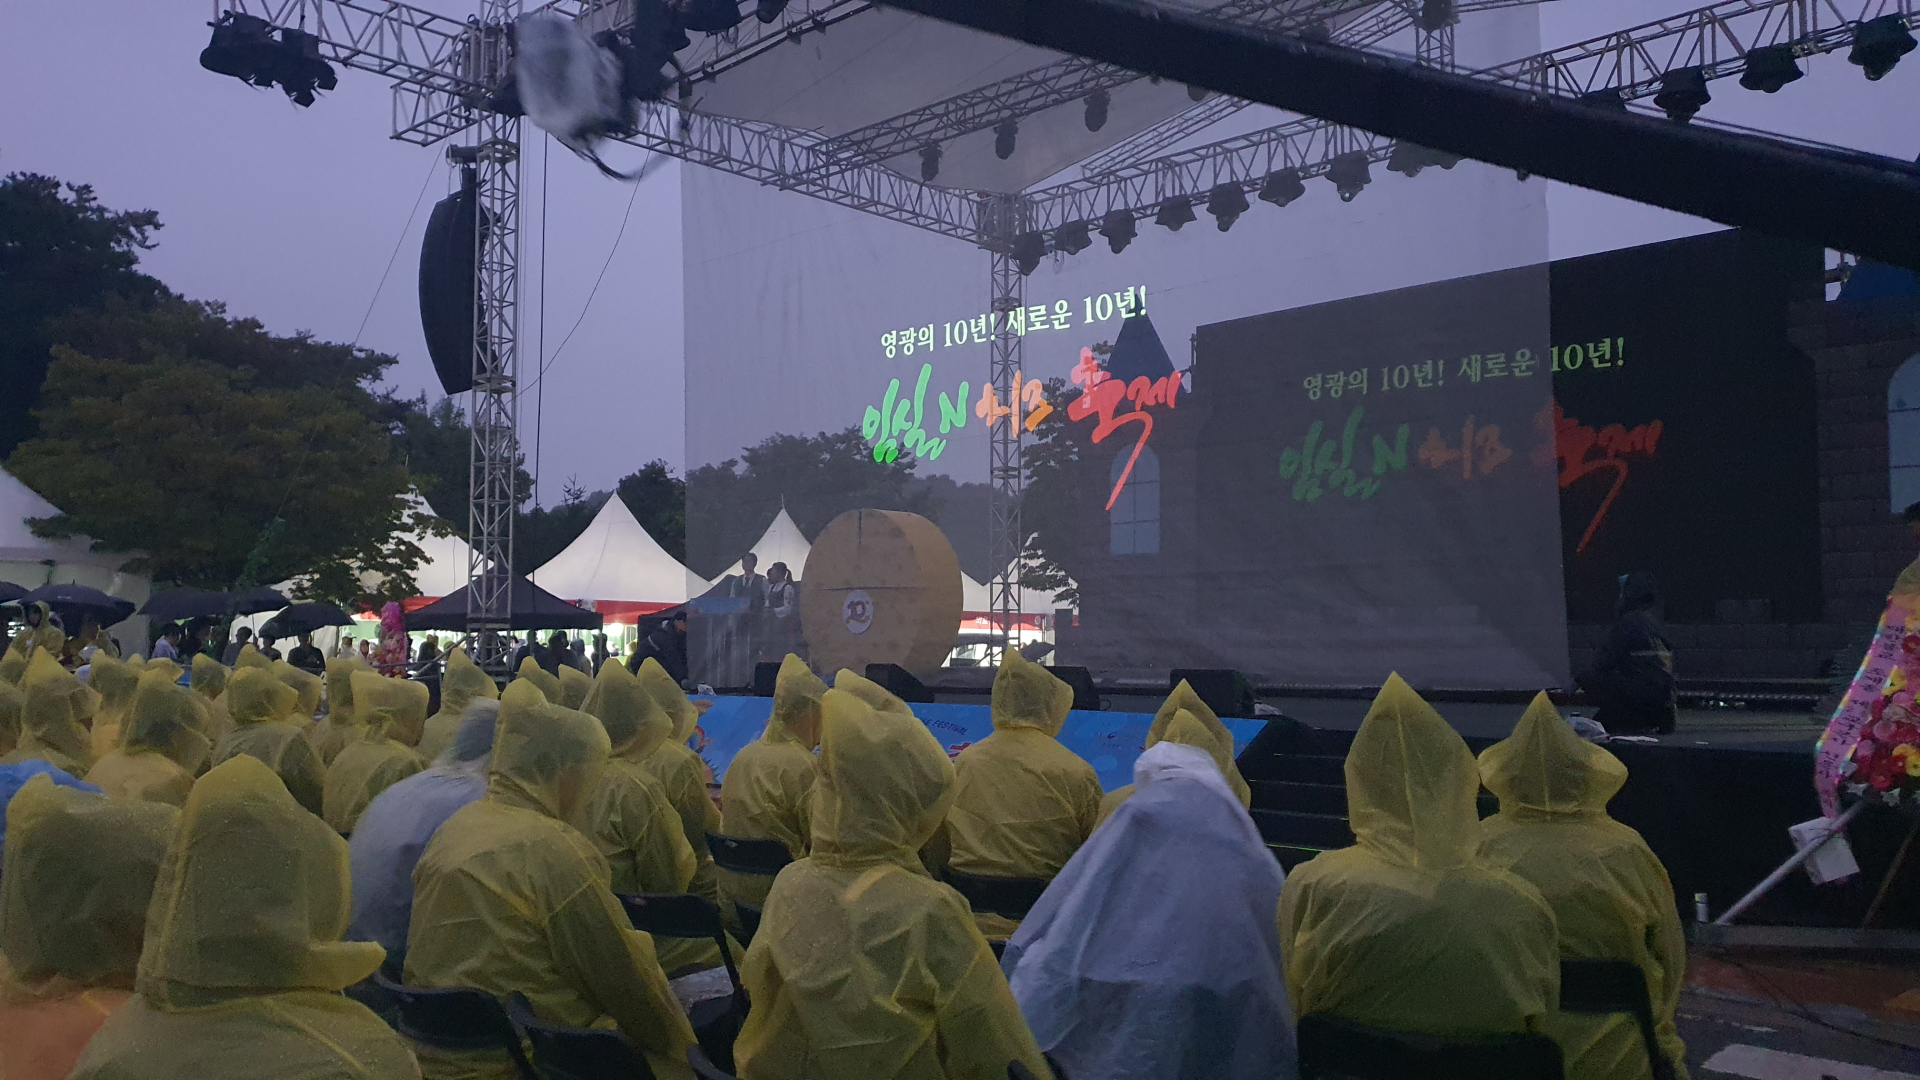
532,495,696,605
377,491,475,599
711,506,813,584
0,467,151,644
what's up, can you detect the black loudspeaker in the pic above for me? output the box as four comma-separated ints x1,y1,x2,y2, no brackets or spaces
1169,668,1258,719
865,663,934,704
1047,665,1101,711
418,167,487,396
752,661,780,698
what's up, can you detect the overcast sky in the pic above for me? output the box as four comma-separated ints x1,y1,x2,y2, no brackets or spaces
4,0,1918,506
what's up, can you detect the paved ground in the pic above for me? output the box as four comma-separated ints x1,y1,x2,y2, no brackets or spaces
1681,948,1920,1077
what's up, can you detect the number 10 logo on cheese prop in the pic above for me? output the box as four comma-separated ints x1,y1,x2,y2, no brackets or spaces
842,591,874,635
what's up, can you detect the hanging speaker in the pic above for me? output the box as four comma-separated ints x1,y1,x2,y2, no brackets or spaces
418,168,486,397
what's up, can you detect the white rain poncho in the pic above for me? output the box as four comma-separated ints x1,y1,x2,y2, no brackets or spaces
1002,738,1296,1080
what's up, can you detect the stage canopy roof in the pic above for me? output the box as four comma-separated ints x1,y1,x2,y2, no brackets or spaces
406,574,601,632
531,495,695,605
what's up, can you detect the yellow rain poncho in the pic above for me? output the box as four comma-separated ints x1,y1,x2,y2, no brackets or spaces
947,653,1101,938
406,680,696,1080
68,755,418,1080
312,656,373,764
0,650,93,775
1,644,30,688
635,657,722,906
233,643,273,671
143,657,183,683
416,648,498,763
10,603,64,657
274,659,324,720
559,664,592,710
572,660,706,972
85,669,211,807
208,667,327,818
0,775,177,1080
86,653,144,760
718,655,823,913
1096,679,1251,824
0,681,22,758
190,654,234,752
1278,674,1558,1038
517,656,562,703
734,687,1049,1080
1479,694,1689,1080
322,672,430,835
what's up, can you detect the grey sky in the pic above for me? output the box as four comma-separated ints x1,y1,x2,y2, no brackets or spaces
3,0,1917,505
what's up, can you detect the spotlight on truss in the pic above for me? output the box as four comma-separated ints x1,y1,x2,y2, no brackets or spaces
1155,198,1197,231
1416,0,1456,32
1257,168,1306,207
1577,87,1628,111
919,145,941,182
1100,209,1137,254
756,0,790,23
199,11,277,82
1186,84,1208,102
1739,44,1803,92
681,0,743,33
1654,66,1710,122
1206,184,1250,231
994,119,1018,160
1084,90,1109,132
1386,141,1462,178
1012,230,1047,275
1850,15,1917,81
1054,221,1093,255
274,28,338,107
1326,153,1372,202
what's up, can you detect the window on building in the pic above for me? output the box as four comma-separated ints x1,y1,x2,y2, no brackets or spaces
1109,445,1160,556
1890,355,1920,512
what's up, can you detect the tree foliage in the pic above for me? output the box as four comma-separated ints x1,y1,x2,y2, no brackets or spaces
6,297,438,603
0,174,167,455
393,395,534,523
618,460,687,564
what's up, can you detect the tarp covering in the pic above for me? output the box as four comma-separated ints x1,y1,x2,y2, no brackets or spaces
531,495,695,605
404,575,601,632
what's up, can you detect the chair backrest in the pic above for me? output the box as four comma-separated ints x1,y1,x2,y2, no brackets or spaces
707,833,793,876
373,970,539,1080
944,868,1051,920
734,902,763,944
688,1045,739,1080
506,992,657,1080
1558,959,1674,1080
1296,1013,1564,1080
618,892,748,1020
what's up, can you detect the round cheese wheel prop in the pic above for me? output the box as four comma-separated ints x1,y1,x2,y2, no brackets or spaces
800,509,963,678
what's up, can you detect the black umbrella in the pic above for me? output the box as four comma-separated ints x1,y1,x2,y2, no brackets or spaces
21,583,137,628
0,581,24,605
141,587,231,624
260,602,355,640
228,586,291,615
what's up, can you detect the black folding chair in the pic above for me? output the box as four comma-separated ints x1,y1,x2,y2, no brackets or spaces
944,868,1051,920
1297,1012,1564,1080
1559,959,1677,1080
688,1045,738,1080
618,892,748,1074
504,991,657,1080
373,970,539,1080
707,832,793,942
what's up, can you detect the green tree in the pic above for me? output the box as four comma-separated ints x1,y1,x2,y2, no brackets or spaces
393,394,534,523
0,174,167,455
7,297,440,604
617,460,687,563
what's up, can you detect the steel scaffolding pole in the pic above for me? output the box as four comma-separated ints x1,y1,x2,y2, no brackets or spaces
983,196,1029,662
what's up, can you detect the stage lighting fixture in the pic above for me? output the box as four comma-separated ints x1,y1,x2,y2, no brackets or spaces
1578,87,1628,111
1187,84,1208,102
1654,66,1710,122
274,27,337,108
1100,209,1137,253
1739,44,1803,92
1257,167,1306,206
1155,198,1196,231
682,0,744,33
1415,0,1456,33
1206,183,1249,231
994,119,1018,160
919,145,941,182
1054,220,1093,255
756,0,789,23
1084,90,1110,132
1325,152,1371,202
1012,230,1047,275
1386,142,1464,178
1850,15,1916,81
199,11,277,82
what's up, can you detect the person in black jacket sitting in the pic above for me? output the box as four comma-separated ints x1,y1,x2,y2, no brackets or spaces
1578,571,1677,735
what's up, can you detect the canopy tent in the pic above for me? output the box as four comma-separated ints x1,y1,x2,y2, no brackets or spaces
0,467,150,650
405,574,601,633
710,506,813,585
384,491,475,600
530,496,697,623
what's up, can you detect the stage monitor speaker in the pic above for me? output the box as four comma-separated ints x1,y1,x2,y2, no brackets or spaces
752,661,780,698
1048,665,1101,711
865,663,935,704
1169,668,1258,719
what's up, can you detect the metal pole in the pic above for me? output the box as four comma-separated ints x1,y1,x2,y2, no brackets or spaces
1713,799,1868,926
984,196,1029,666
